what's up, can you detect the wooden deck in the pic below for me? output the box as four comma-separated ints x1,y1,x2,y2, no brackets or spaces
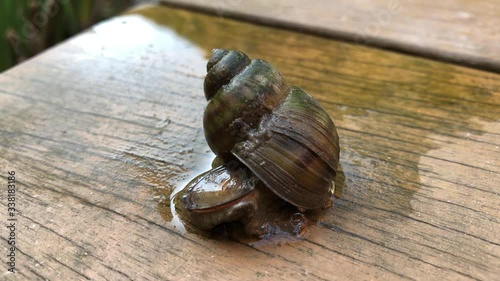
0,3,499,281
160,0,500,72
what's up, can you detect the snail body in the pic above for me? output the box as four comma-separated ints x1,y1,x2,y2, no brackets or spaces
177,49,340,234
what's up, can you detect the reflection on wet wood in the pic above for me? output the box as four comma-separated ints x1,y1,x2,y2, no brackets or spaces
161,0,500,72
0,4,499,281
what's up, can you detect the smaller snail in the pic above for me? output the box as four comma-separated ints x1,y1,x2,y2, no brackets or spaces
175,49,340,236
175,162,281,235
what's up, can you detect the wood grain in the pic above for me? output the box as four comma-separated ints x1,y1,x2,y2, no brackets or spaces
0,4,499,280
160,0,500,73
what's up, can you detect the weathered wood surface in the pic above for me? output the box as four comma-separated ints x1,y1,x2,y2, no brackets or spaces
1,4,499,280
160,0,500,72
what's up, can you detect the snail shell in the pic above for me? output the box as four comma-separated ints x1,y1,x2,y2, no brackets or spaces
180,163,256,211
177,163,265,234
202,49,340,209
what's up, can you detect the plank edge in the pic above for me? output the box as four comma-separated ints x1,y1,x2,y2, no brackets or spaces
159,0,500,74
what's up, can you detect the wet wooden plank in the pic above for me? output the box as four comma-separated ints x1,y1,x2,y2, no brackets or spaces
0,4,499,281
160,0,500,72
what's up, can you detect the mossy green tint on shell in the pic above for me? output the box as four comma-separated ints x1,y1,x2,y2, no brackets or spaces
202,49,340,210
204,50,288,160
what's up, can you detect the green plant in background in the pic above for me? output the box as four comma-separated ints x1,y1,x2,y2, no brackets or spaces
0,0,132,72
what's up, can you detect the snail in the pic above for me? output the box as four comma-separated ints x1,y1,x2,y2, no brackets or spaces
175,49,340,236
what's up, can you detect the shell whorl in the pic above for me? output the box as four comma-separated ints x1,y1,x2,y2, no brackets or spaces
204,49,251,101
203,49,289,159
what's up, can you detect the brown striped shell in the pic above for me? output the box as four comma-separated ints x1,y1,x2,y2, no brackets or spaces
200,49,340,210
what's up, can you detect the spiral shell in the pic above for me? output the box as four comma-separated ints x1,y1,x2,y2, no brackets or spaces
202,49,340,209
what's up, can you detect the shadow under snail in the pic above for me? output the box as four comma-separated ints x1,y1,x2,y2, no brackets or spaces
175,49,340,236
